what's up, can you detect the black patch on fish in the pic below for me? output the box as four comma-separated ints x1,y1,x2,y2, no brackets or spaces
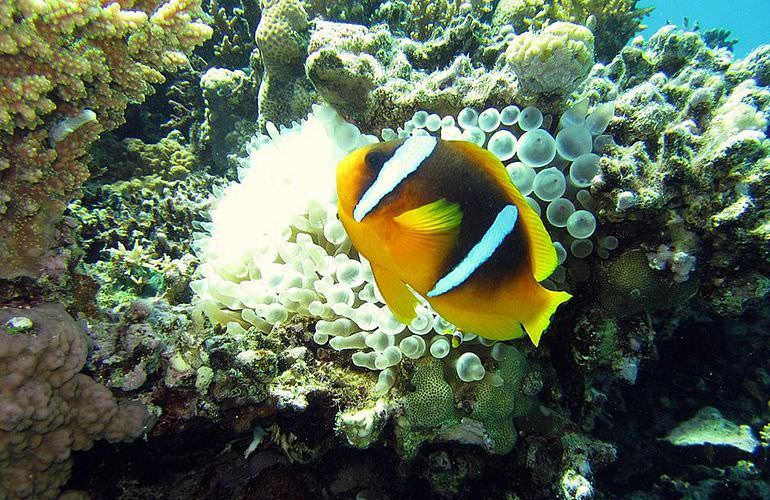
408,140,532,291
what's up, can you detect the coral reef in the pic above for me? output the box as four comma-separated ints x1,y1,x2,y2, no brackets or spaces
202,0,260,69
403,0,495,42
306,20,520,134
68,171,219,308
582,25,770,315
191,97,619,475
0,0,212,279
505,21,595,100
2,0,769,497
0,303,149,499
254,0,316,127
492,0,652,62
199,66,259,171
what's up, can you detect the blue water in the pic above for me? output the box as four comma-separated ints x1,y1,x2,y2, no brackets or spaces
641,0,770,57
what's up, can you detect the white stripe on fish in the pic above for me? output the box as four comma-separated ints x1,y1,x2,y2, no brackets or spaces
428,204,519,297
353,136,437,222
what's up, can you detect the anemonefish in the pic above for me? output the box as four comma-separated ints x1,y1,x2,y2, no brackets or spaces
336,136,572,346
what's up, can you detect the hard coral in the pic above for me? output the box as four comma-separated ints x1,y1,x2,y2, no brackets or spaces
0,303,149,499
505,21,595,100
597,249,699,317
306,21,519,134
470,345,529,454
255,0,316,127
404,358,458,429
406,0,493,42
0,0,211,279
581,26,770,314
493,0,652,62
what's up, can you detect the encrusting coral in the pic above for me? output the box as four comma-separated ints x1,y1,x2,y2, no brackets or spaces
0,303,149,499
0,0,212,279
582,26,770,315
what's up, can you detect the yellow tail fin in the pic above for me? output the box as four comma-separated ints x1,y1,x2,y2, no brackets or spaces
522,289,572,346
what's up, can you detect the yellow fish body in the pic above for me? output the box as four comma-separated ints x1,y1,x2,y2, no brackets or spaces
336,136,571,346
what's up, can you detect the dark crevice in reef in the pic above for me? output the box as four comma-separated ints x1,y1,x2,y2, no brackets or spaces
65,420,436,500
593,314,770,495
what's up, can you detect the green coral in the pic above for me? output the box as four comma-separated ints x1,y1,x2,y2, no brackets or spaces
203,0,260,69
368,0,494,42
401,347,532,455
199,67,259,173
122,131,198,180
69,172,219,307
597,249,699,317
471,346,529,454
305,21,519,135
404,357,458,428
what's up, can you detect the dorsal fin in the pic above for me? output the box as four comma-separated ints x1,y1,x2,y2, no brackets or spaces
447,140,558,281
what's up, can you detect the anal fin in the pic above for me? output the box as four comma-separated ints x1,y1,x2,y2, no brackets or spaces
370,262,419,324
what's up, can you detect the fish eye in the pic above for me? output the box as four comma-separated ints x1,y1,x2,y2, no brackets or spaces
364,150,386,169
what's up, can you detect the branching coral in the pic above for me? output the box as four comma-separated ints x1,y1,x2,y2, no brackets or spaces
0,0,212,279
203,0,260,68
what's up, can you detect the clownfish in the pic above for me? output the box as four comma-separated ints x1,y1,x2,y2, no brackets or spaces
336,136,571,346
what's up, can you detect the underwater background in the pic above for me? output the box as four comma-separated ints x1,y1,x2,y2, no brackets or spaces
642,0,770,57
1,1,769,499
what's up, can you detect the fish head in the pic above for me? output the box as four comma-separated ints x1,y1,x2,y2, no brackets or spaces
336,139,404,219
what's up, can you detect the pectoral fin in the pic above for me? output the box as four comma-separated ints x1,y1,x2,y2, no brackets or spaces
394,198,463,234
390,199,462,279
370,262,419,324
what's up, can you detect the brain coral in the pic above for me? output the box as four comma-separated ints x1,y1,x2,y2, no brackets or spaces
0,303,149,499
505,22,595,100
404,357,458,429
492,0,652,62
